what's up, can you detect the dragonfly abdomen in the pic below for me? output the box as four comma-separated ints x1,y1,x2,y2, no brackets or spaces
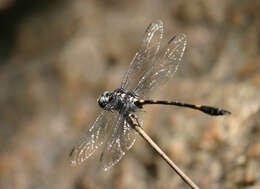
135,99,231,116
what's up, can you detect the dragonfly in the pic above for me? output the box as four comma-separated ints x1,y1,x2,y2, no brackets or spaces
69,20,231,171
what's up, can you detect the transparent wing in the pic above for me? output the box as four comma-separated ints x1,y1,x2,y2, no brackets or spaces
134,33,187,98
120,20,164,90
69,111,117,166
99,114,136,171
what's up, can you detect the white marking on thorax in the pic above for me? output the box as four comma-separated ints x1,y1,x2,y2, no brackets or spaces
121,93,126,98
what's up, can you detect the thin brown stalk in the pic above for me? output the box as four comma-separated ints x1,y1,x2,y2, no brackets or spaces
130,115,200,189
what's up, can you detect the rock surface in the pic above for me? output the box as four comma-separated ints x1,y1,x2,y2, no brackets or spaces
0,0,259,189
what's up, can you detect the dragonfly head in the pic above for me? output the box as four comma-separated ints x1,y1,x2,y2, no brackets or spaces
98,91,112,109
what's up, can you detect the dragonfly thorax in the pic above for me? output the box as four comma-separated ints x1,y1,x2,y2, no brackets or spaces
98,88,139,114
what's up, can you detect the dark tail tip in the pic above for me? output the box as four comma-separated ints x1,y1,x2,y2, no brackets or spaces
201,106,231,116
220,109,231,115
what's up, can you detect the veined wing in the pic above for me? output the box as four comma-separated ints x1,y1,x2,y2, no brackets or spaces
69,111,117,166
134,33,187,98
99,114,136,171
120,20,164,91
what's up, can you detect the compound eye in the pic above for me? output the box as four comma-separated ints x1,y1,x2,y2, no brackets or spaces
98,96,107,108
103,91,110,97
98,91,112,109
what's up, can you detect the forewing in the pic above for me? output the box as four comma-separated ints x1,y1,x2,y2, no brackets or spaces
99,114,136,171
120,20,164,90
69,111,117,166
134,34,187,98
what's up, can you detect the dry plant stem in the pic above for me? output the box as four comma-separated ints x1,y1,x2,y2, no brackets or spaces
133,123,200,189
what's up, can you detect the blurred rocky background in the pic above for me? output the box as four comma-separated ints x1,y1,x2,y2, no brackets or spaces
0,0,259,189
